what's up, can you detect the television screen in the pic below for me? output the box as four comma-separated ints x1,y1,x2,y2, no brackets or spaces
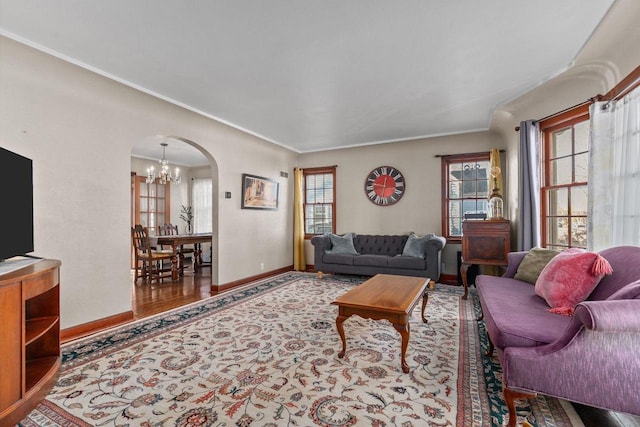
0,147,34,261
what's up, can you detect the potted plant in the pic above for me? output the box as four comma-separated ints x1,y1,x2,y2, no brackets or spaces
180,205,193,234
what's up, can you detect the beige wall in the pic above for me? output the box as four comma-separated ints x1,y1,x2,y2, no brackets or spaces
0,36,297,328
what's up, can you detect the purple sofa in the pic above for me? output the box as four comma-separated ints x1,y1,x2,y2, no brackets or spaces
475,246,640,427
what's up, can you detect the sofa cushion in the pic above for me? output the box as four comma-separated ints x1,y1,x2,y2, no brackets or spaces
353,235,407,256
326,233,359,254
535,248,613,316
477,276,571,349
353,254,389,267
401,233,435,258
388,255,426,270
513,248,560,284
322,253,355,265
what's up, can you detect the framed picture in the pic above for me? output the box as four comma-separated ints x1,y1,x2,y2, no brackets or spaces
241,173,279,210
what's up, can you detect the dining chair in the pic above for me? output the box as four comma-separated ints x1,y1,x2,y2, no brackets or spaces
131,225,174,284
157,223,194,275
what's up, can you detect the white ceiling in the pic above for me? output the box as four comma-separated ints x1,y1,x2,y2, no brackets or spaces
0,0,615,161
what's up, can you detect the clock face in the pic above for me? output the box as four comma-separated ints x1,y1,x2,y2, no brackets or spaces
365,166,405,206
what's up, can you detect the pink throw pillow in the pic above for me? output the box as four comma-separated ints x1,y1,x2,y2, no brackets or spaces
534,248,613,316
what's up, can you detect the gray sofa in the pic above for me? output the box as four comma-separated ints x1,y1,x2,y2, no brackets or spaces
311,233,446,280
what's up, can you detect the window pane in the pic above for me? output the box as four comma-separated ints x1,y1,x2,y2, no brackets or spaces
478,178,489,198
549,157,572,186
547,217,568,246
449,200,462,223
574,121,590,153
449,215,462,237
462,162,478,180
551,128,572,158
449,179,461,199
571,217,587,248
547,188,568,216
574,152,589,183
570,186,588,216
462,180,477,198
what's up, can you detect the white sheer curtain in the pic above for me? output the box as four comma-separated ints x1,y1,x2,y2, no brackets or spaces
588,86,640,250
192,178,212,233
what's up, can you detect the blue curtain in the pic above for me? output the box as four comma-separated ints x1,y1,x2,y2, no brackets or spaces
517,120,541,250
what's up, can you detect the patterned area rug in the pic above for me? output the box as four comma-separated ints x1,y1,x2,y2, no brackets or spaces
21,273,583,426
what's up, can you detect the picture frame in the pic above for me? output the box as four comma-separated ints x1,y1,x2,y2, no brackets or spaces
241,173,279,210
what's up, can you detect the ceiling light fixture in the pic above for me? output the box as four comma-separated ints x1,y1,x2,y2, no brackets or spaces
146,142,181,185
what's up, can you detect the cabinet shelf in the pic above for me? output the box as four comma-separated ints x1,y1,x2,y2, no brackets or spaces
25,356,60,391
25,317,59,346
0,259,61,426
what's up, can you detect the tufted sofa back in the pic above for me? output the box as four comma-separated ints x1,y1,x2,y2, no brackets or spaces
353,234,408,256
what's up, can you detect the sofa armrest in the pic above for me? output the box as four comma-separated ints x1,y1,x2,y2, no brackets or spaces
425,235,446,253
310,235,331,270
575,299,640,332
423,235,446,279
502,299,640,415
502,251,528,278
310,234,331,251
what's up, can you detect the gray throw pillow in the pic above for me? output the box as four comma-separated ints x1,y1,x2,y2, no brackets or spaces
326,233,359,254
514,248,561,284
402,233,434,258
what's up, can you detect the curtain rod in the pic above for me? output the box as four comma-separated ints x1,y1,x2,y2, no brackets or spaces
434,149,505,158
514,99,593,132
515,65,640,132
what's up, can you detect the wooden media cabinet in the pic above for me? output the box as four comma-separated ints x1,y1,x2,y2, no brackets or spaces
0,259,61,425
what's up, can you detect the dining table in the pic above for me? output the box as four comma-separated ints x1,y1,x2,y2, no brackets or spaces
154,233,213,280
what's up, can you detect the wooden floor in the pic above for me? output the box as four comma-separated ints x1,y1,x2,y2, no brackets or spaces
130,267,639,427
131,260,217,319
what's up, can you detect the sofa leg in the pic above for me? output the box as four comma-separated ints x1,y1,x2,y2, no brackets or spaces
485,331,494,357
503,387,537,427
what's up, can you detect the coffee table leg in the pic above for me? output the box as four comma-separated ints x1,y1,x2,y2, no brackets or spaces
336,314,348,358
393,322,410,373
421,292,429,323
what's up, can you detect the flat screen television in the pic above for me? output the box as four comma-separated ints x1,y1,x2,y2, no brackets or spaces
0,147,34,261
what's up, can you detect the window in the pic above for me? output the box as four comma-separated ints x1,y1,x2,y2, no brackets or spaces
540,104,590,250
132,175,170,234
192,177,212,233
441,153,490,241
303,166,336,238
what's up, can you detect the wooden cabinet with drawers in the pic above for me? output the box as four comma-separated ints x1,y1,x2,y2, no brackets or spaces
461,219,510,299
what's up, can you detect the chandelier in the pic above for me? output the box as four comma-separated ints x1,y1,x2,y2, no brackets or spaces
146,142,181,185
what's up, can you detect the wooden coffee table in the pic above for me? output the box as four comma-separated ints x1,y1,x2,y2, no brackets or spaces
332,274,430,373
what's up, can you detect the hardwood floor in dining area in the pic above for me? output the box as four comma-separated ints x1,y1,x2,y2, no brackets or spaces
131,259,216,319
130,268,639,427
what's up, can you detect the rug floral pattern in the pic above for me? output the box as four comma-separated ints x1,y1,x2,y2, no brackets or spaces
21,273,579,427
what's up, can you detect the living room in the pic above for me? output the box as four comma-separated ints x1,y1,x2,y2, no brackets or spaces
1,2,639,425
2,1,638,333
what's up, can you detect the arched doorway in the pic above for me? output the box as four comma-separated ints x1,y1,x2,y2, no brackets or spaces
130,135,219,317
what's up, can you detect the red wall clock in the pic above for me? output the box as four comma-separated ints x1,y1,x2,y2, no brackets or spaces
364,166,405,205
